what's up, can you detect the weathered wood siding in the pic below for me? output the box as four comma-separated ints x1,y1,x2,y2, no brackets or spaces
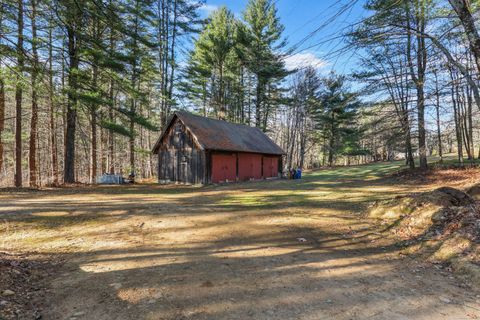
157,118,206,184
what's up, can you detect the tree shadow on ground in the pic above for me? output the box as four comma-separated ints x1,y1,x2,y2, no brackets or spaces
0,163,413,231
2,162,479,319
40,222,479,320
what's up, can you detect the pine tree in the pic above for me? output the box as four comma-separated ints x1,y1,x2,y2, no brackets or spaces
187,7,236,120
243,0,287,131
313,74,360,167
124,0,157,173
55,0,85,183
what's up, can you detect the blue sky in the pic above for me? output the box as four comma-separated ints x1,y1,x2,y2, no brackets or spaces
198,0,369,75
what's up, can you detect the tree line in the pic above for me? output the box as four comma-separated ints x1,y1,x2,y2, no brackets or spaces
1,0,479,187
349,0,480,171
276,0,480,171
1,0,202,186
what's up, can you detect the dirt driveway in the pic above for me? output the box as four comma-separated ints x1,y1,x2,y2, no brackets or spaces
1,163,480,319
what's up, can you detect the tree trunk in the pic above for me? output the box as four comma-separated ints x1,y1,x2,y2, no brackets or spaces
416,6,428,170
166,0,177,118
108,88,115,174
466,70,474,159
29,0,39,187
450,67,464,165
61,38,67,157
0,77,4,172
328,135,334,167
48,17,59,185
129,5,139,174
129,120,135,171
147,120,154,178
90,63,98,183
405,126,415,169
299,123,306,169
433,69,443,162
218,64,225,120
64,26,79,183
158,0,166,127
460,88,472,159
287,107,298,169
321,133,326,166
108,23,116,175
262,87,270,132
100,128,106,174
255,77,263,128
417,98,427,169
328,113,335,167
90,109,97,183
406,0,428,170
0,12,4,173
15,0,24,187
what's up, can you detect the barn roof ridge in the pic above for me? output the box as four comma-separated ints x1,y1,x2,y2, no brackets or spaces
152,111,285,155
175,110,261,130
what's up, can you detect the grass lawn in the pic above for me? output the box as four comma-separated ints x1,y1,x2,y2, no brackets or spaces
1,160,480,320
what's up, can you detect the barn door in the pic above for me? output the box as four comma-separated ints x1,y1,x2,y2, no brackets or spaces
176,152,188,183
180,162,187,183
263,157,278,178
166,150,174,182
238,153,262,181
211,154,237,183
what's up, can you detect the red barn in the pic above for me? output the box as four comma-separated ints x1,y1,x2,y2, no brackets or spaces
152,111,285,184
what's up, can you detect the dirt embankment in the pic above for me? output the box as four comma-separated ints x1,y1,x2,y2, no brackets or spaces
368,185,480,283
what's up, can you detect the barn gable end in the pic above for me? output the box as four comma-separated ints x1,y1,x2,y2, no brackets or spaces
156,116,206,184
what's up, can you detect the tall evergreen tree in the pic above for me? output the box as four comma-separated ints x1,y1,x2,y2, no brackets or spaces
186,7,236,120
243,0,287,131
55,0,85,183
124,0,157,173
313,74,360,167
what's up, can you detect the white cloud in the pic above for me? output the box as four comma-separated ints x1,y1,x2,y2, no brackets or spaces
283,52,328,71
199,4,219,15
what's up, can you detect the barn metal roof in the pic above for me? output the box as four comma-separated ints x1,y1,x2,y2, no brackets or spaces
152,111,285,155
